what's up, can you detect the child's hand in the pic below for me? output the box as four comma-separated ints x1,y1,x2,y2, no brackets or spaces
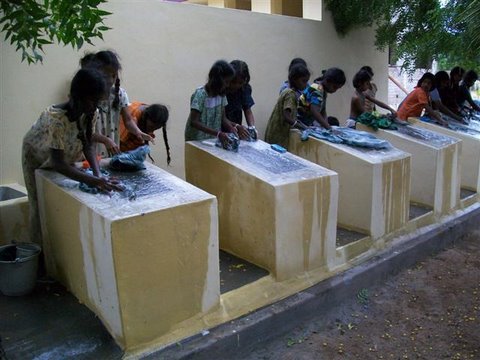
104,138,120,155
94,176,123,192
235,125,250,140
218,131,230,144
136,131,155,144
390,110,398,117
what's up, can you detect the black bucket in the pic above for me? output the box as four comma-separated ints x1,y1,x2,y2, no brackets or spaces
0,243,41,296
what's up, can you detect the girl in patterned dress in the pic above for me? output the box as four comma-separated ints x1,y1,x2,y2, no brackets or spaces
185,60,248,143
22,68,122,246
80,51,153,157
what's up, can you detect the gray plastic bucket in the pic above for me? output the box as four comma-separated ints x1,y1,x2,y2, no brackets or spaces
0,243,41,296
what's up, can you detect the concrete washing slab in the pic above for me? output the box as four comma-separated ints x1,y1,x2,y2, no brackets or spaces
356,123,461,218
409,118,480,207
35,163,219,350
185,140,339,281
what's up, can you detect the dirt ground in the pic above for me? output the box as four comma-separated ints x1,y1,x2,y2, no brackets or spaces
247,236,480,360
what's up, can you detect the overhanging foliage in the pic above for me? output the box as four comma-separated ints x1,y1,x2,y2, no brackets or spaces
325,0,480,72
0,0,111,64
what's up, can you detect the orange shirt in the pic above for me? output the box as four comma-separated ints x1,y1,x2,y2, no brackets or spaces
119,102,155,152
397,87,429,121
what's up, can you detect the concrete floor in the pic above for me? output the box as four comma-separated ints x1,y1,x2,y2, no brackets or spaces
0,210,456,359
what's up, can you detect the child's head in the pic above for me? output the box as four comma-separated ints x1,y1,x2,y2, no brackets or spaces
416,72,435,92
142,104,169,133
463,70,479,88
206,60,235,96
142,104,171,165
228,60,250,92
434,71,450,90
288,64,310,91
353,70,372,92
70,68,108,116
288,58,307,72
450,66,465,85
317,68,346,94
69,68,107,145
360,66,374,78
80,50,121,89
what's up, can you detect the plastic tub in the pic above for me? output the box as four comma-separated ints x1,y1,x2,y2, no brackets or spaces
0,243,41,296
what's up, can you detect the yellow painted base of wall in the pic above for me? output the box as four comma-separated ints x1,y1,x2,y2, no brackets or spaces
185,140,339,281
35,163,219,350
289,130,411,240
0,183,29,245
356,124,461,217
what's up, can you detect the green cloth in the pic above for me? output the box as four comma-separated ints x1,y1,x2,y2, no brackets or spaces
356,112,397,131
185,87,228,141
264,89,298,149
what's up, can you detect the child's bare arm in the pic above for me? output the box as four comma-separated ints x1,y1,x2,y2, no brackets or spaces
424,104,448,126
92,133,120,155
50,148,121,191
365,94,397,115
121,107,154,142
311,104,330,129
244,108,255,127
283,109,307,130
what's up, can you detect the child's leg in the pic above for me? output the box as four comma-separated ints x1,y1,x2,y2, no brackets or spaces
22,147,42,246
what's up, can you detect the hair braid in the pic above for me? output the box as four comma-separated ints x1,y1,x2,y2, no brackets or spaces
112,78,121,110
162,126,171,165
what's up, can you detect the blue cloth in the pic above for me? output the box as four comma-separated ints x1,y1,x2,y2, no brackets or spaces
215,133,240,152
109,145,149,172
301,127,391,150
301,128,343,143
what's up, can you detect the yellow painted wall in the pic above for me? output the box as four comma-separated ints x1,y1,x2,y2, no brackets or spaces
0,0,388,185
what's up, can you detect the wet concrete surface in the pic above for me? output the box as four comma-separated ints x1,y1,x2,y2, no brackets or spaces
220,250,269,294
0,281,122,360
336,227,367,247
460,188,477,199
409,203,433,220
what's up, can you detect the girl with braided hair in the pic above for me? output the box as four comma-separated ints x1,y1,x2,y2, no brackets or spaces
80,50,153,157
119,102,171,165
22,68,122,246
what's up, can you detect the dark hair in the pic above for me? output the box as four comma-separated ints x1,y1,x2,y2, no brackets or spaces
230,60,250,84
80,50,122,109
464,70,479,83
315,67,346,86
205,60,235,96
360,66,374,77
288,58,307,71
353,70,372,89
416,72,435,88
69,68,108,147
434,71,449,88
141,104,171,165
450,66,465,79
288,64,310,84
